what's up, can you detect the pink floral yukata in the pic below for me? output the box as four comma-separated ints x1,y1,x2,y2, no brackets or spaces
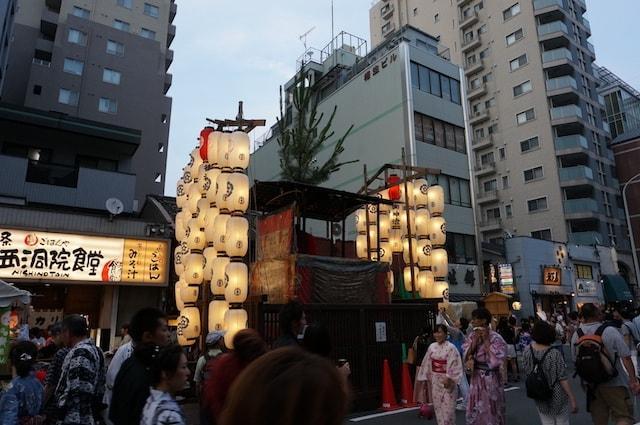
418,341,463,425
463,330,507,425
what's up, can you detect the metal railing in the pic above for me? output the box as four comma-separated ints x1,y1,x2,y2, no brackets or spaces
564,198,599,214
555,134,588,150
569,231,601,245
546,75,577,91
559,165,593,181
551,104,582,120
538,21,568,37
542,47,573,63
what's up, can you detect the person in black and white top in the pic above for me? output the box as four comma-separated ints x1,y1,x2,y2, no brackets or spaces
523,321,578,425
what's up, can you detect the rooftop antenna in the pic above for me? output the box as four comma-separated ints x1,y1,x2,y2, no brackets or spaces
299,26,315,52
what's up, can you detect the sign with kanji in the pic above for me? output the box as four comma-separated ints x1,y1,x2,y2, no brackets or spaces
543,266,562,286
498,264,515,294
0,229,168,285
256,207,293,260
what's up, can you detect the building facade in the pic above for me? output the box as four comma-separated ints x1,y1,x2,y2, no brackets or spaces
250,27,484,298
369,0,627,253
0,0,16,95
1,0,176,207
595,65,640,139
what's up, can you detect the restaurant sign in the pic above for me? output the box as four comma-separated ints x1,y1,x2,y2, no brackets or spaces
0,228,168,285
498,263,515,294
543,266,562,286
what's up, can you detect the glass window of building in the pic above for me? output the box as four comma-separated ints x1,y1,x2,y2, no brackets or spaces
441,76,451,101
509,54,528,71
524,166,544,182
117,0,132,9
483,179,497,192
527,197,548,212
144,3,160,18
68,29,87,45
503,3,520,21
445,233,477,264
505,204,513,217
58,88,79,106
502,175,509,189
103,68,121,85
486,207,500,220
516,108,535,124
513,80,532,97
99,97,118,114
576,264,593,279
429,70,441,96
531,229,552,240
63,58,84,76
72,6,90,19
140,28,156,40
506,28,524,46
520,136,539,152
113,19,130,32
107,40,125,56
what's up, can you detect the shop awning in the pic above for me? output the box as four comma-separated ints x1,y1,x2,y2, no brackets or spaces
0,279,31,307
602,275,633,303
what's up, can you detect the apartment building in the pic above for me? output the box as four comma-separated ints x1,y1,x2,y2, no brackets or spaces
595,65,640,139
0,0,16,94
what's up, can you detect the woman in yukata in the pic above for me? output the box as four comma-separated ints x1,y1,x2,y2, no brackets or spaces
419,324,463,425
463,308,508,425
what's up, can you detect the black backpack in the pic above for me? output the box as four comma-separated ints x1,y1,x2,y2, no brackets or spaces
574,324,618,385
525,347,554,401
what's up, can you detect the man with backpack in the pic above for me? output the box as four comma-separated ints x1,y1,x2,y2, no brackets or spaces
571,303,640,425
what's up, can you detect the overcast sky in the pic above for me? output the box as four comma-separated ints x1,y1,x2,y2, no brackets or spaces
164,0,640,195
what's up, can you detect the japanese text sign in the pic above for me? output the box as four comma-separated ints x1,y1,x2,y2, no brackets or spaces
498,264,515,294
0,229,168,285
543,266,562,286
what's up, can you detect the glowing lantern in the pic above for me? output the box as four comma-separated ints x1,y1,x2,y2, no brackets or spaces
417,270,435,298
430,280,449,301
208,300,228,333
427,185,445,215
355,209,367,233
389,228,403,252
356,234,367,259
366,204,378,224
388,174,401,200
186,183,201,216
183,253,205,285
183,165,193,185
387,271,394,293
367,226,379,251
203,206,220,243
227,173,250,213
414,179,429,207
390,205,402,229
223,308,248,349
402,181,415,206
402,237,418,264
228,131,251,170
202,246,217,281
175,279,187,310
416,239,432,267
174,246,185,276
196,198,210,228
179,307,201,339
175,210,187,241
200,130,219,164
197,164,210,194
210,256,230,296
189,148,203,179
176,178,187,209
225,216,249,258
199,127,214,150
224,262,248,304
215,172,232,211
213,214,230,253
180,284,199,304
177,333,191,346
205,167,221,200
377,189,391,213
431,249,448,278
217,132,232,169
428,216,446,246
403,266,420,292
378,213,390,239
375,241,392,263
399,208,416,237
415,208,431,237
185,218,206,252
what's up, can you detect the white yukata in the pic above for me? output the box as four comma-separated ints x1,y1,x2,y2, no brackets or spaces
419,341,463,425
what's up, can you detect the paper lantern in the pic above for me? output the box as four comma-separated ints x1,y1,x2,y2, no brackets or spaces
367,226,379,251
183,253,205,285
208,300,229,333
223,308,248,349
200,130,220,164
414,179,429,207
182,165,193,185
431,248,448,278
203,206,220,243
217,132,232,169
178,307,201,339
356,234,367,259
203,246,217,281
415,208,431,238
197,164,209,194
186,183,202,216
388,174,401,200
374,241,392,263
403,266,419,292
180,284,199,304
185,218,206,252
417,270,435,298
512,301,522,311
199,127,214,150
177,333,192,346
227,173,250,213
387,271,394,293
175,279,187,310
228,131,251,170
390,205,402,229
377,189,391,213
399,208,416,237
196,198,210,228
205,167,221,201
176,178,187,209
378,213,390,239
416,239,432,268
432,280,449,301
189,148,203,180
174,246,185,277
429,216,446,246
225,216,249,258
213,214,230,252
225,262,248,304
389,228,403,252
175,210,187,242
215,172,232,211
427,185,445,215
355,209,367,233
364,204,377,224
402,181,415,206
402,237,418,264
210,256,230,296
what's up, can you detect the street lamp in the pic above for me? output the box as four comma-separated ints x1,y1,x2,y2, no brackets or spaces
622,172,640,289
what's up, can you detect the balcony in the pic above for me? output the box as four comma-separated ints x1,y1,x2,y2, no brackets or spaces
559,165,594,186
167,24,176,46
554,134,588,153
381,3,394,19
479,218,503,232
169,2,177,23
586,41,595,56
467,82,487,100
468,109,490,125
550,104,582,126
164,73,172,94
546,75,578,97
477,190,499,204
459,11,479,29
40,8,59,40
564,198,600,218
569,231,602,245
472,135,493,151
464,58,484,76
474,161,496,177
580,17,591,33
537,21,569,42
457,0,472,6
542,47,573,69
461,34,481,52
533,0,564,14
165,49,174,71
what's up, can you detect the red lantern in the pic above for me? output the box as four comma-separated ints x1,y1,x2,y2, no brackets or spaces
388,174,401,201
198,127,214,160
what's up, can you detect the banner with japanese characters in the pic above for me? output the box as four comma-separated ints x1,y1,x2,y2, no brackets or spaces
0,228,168,285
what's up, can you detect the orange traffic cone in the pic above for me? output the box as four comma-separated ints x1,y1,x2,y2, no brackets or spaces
381,359,399,411
400,362,418,407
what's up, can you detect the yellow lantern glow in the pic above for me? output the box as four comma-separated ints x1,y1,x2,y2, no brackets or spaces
215,172,232,212
175,210,187,242
213,214,230,253
203,206,220,243
224,262,248,304
180,284,199,304
390,206,402,229
427,185,445,215
177,333,192,346
186,218,206,252
227,173,250,213
179,307,201,339
364,204,377,224
210,256,230,296
183,253,205,285
186,183,201,216
367,226,379,251
182,165,193,185
378,190,391,213
355,209,367,233
378,213,390,239
176,178,187,209
175,279,187,310
374,241,392,263
223,308,248,349
416,239,432,268
431,280,449,301
402,237,418,264
403,266,420,292
208,300,229,333
356,234,367,259
413,179,429,207
174,246,185,277
202,131,220,165
431,248,448,278
217,132,232,169
429,216,446,246
402,181,415,206
417,270,435,298
225,216,249,258
400,208,416,237
203,246,218,281
415,208,431,238
389,228,403,253
387,271,394,293
228,131,251,170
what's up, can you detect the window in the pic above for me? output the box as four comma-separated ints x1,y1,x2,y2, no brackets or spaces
72,6,90,19
478,24,488,35
524,166,544,182
520,136,539,152
140,28,156,40
486,207,501,219
102,68,121,85
513,80,532,97
503,3,521,20
480,152,494,164
63,58,84,76
516,108,535,124
113,19,130,32
488,123,499,134
99,97,118,114
33,85,42,95
144,3,160,18
527,196,548,212
576,264,593,279
106,40,125,56
58,88,79,106
68,29,87,45
505,204,513,217
531,229,552,240
498,147,506,160
445,233,477,264
414,112,466,154
510,54,528,71
117,0,132,9
441,76,451,101
483,179,497,192
429,70,441,96
506,28,524,46
502,175,509,189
